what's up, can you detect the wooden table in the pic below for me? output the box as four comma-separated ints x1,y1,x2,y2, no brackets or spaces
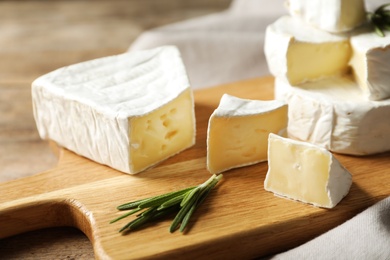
0,1,231,258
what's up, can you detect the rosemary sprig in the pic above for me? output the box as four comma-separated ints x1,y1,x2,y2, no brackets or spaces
110,174,223,234
367,3,390,37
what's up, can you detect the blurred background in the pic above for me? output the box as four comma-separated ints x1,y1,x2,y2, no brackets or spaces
0,1,231,258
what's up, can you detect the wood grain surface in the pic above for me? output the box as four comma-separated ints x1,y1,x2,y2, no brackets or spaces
0,0,231,258
1,77,390,260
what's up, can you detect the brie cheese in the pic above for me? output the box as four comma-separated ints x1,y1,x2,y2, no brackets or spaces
32,46,196,174
264,133,352,209
286,0,367,33
264,16,351,86
274,75,390,155
206,94,287,174
350,30,390,101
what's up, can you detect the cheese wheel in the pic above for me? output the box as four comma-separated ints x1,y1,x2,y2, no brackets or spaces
264,16,351,86
274,75,390,155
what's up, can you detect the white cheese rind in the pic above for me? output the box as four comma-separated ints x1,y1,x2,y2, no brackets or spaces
206,94,288,174
274,76,390,155
264,16,351,85
286,0,366,33
264,133,352,208
32,46,196,174
350,30,390,101
213,93,287,117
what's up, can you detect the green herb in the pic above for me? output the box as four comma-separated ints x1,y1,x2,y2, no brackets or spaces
367,3,390,37
110,174,223,234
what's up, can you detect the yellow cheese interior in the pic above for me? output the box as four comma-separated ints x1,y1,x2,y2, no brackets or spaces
265,137,331,207
349,48,368,91
207,106,287,174
129,89,194,173
287,39,351,85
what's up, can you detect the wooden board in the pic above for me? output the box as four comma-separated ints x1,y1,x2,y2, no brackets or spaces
1,77,389,259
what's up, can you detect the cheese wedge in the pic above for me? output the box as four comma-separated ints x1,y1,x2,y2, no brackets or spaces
264,133,352,208
286,0,366,33
274,75,390,155
206,94,288,174
350,30,390,101
32,46,196,174
264,16,351,86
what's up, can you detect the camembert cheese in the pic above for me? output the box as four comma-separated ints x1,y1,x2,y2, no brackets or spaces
286,0,367,33
264,16,351,86
207,94,287,174
274,75,390,155
264,133,352,208
32,46,196,174
350,29,390,101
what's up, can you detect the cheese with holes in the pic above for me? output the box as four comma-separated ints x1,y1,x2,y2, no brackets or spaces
32,46,196,174
264,133,352,208
206,94,288,174
275,75,390,155
350,30,390,101
286,0,366,33
264,16,351,86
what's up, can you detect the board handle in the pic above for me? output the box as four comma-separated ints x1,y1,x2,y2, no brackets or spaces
0,197,94,240
0,143,98,241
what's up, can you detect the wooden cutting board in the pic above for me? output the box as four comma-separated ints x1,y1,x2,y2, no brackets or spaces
1,77,389,259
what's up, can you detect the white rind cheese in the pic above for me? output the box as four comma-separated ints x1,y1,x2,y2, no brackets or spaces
264,133,352,209
207,94,287,174
274,76,390,156
350,29,390,101
32,46,196,174
286,0,366,33
264,16,351,86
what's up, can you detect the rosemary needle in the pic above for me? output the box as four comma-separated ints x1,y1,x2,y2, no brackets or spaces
170,188,201,233
110,174,223,234
178,174,223,233
116,186,195,210
157,193,186,210
109,207,143,224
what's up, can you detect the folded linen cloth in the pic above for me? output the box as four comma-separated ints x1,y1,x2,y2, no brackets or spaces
129,0,287,89
268,196,390,260
128,0,390,258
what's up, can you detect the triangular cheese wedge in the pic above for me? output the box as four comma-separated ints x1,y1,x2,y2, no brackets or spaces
264,133,352,208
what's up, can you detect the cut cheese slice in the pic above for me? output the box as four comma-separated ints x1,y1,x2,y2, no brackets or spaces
206,94,288,174
264,133,352,208
274,75,390,155
286,0,366,33
350,29,390,101
32,46,196,174
264,16,351,86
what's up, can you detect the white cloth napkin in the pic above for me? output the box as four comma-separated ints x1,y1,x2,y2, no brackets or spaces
268,197,390,259
129,0,390,258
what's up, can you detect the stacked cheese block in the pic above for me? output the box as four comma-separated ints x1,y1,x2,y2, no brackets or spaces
32,46,196,174
264,0,390,156
261,0,390,208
